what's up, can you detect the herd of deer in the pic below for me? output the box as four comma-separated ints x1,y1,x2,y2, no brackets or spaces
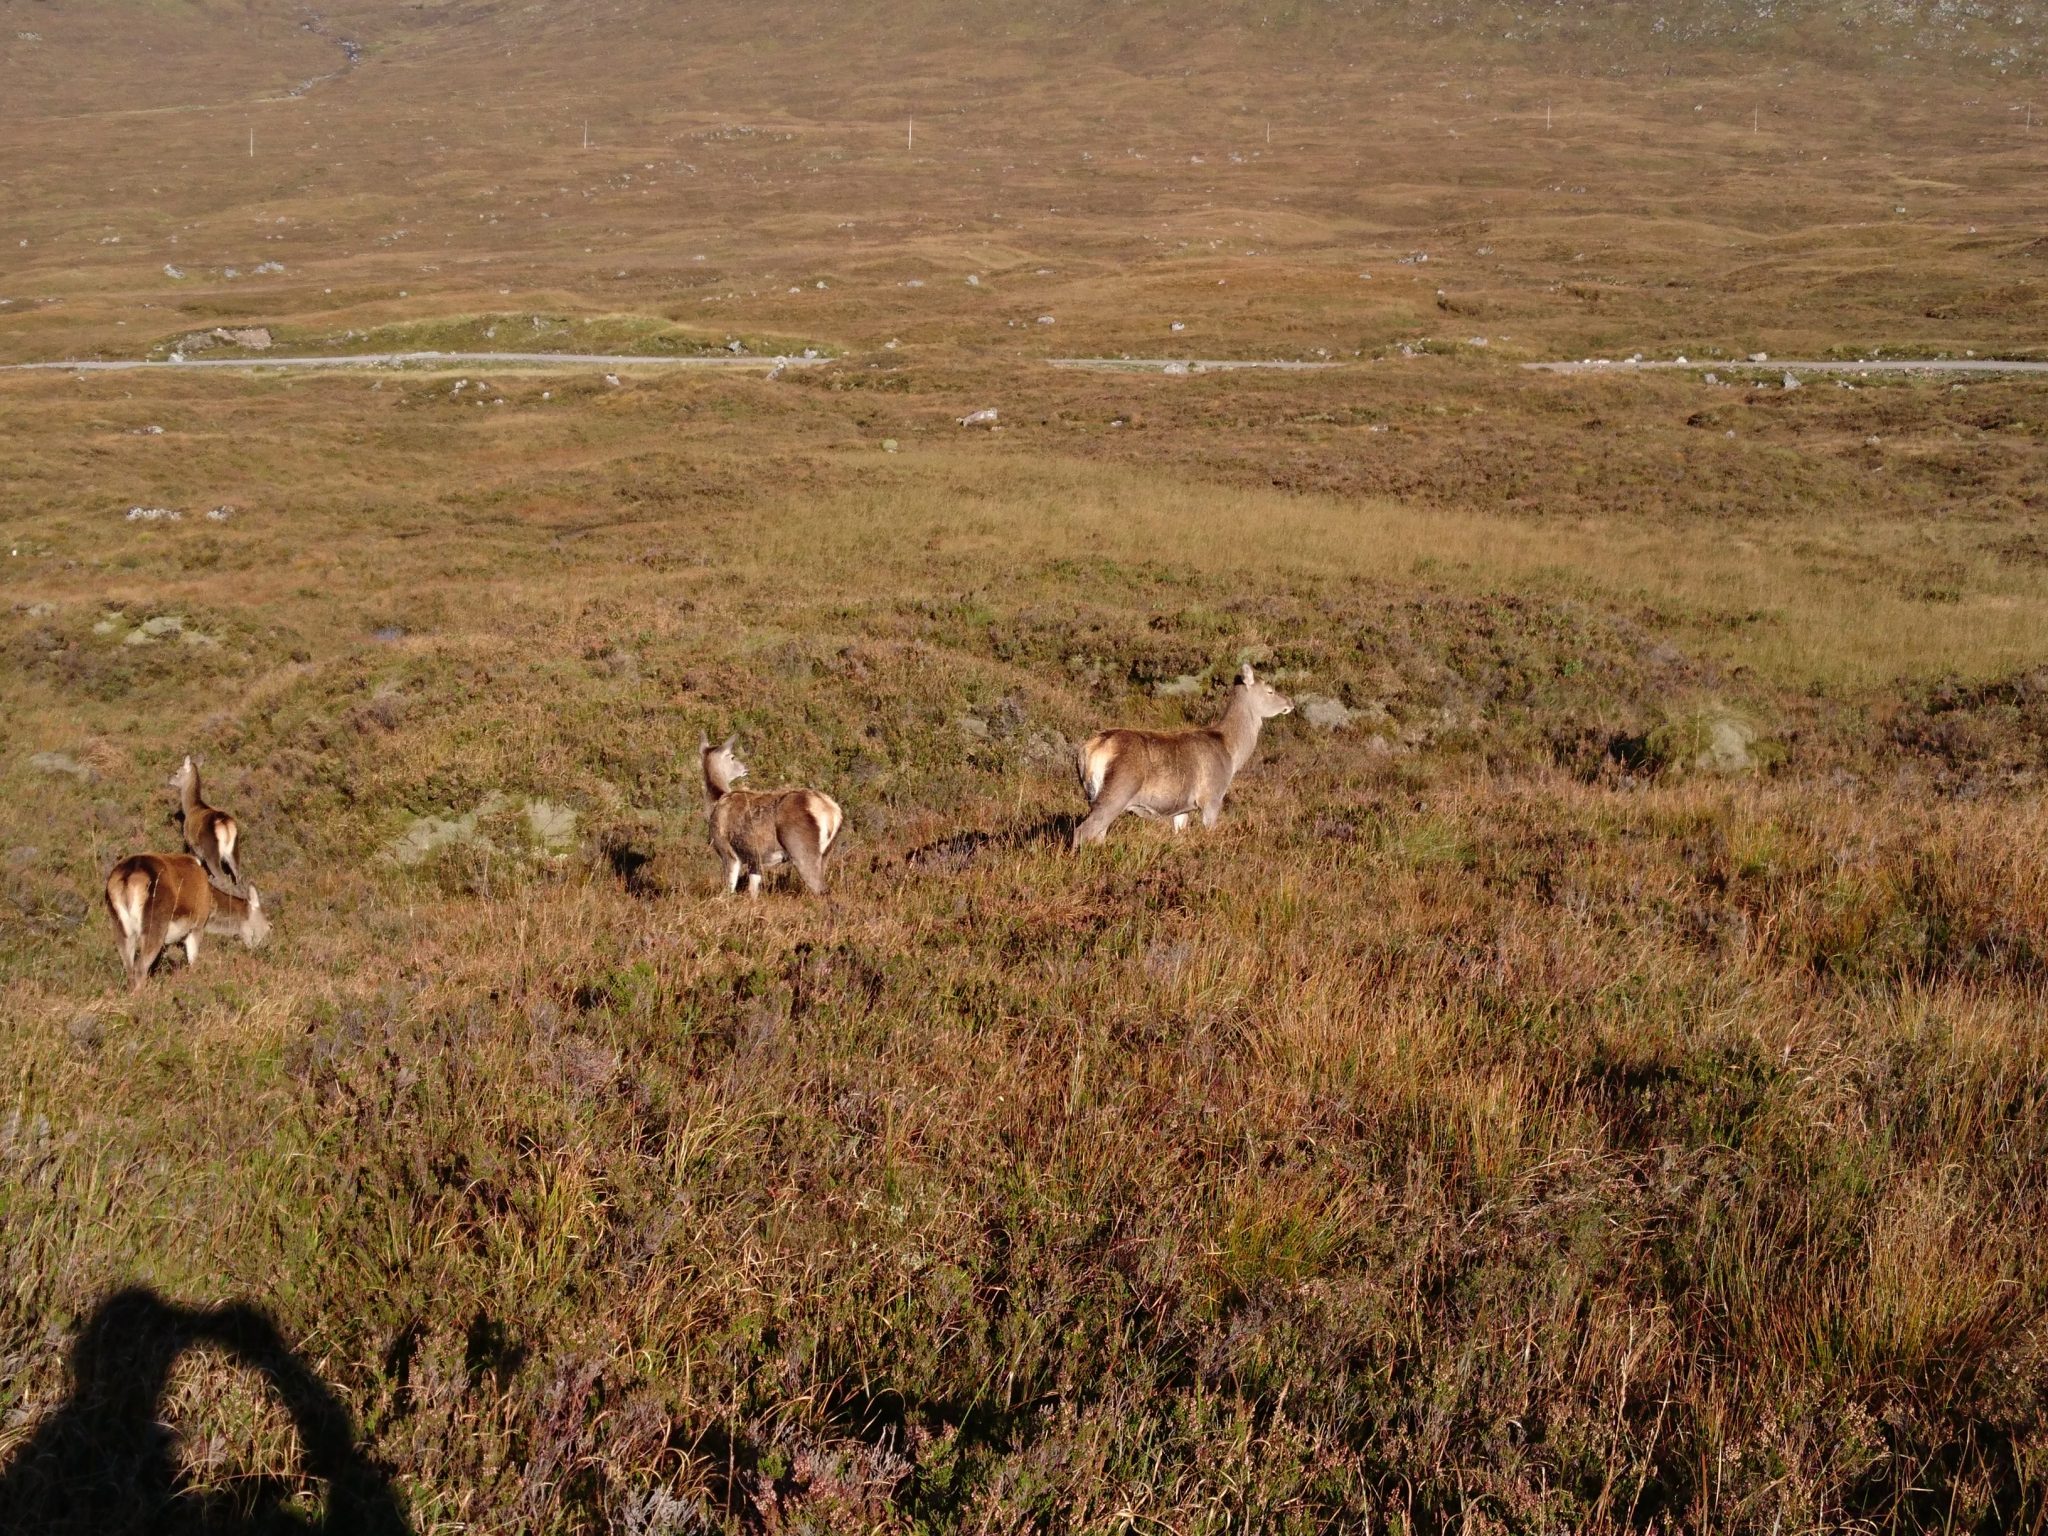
102,664,1297,991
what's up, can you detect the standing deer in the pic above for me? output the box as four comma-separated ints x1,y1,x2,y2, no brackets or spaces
700,735,844,897
104,853,270,992
1073,662,1294,848
167,756,243,890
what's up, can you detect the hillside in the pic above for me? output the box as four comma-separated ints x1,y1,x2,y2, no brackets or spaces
3,3,2048,1533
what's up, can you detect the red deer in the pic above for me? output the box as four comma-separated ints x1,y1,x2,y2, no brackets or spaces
700,736,844,897
103,853,270,992
167,756,243,890
1074,663,1294,848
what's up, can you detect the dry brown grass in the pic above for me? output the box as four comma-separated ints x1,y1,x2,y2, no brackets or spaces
4,2,2048,1532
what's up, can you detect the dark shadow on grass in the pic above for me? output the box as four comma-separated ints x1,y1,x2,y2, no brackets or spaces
599,834,665,899
904,813,1077,873
0,1286,410,1535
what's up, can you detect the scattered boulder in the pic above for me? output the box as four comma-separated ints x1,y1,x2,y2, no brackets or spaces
524,799,578,853
122,615,218,648
1299,695,1358,730
29,751,95,783
1022,730,1071,769
958,408,999,428
385,793,578,867
1693,716,1759,774
212,326,273,350
1645,703,1771,777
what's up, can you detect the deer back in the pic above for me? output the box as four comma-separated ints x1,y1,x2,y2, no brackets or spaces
104,853,216,939
1081,727,1234,812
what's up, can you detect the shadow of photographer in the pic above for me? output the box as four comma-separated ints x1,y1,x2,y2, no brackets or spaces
0,1286,409,1535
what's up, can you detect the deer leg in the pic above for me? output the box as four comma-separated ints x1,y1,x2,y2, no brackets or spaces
183,933,201,968
746,872,763,899
723,858,744,895
1073,776,1140,848
1171,812,1190,833
1199,792,1225,830
785,829,830,897
132,931,163,992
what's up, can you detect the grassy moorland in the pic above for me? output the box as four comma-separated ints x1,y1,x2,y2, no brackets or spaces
3,2,2048,1532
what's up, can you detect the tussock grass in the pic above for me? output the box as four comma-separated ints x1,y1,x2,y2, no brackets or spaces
5,359,2048,1528
5,1,2048,1528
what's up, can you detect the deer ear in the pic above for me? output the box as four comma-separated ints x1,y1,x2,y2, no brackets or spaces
698,733,710,753
721,735,737,754
1240,662,1256,685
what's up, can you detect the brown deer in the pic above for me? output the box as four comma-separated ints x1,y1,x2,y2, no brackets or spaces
700,736,844,897
103,853,270,992
167,756,243,890
1074,662,1294,848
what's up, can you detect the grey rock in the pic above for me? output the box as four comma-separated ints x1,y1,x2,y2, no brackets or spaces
1300,695,1358,730
29,751,94,783
1693,716,1758,775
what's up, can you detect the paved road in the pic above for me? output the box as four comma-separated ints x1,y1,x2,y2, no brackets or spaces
8,350,2039,379
0,351,823,374
1526,357,2048,376
1049,358,1341,372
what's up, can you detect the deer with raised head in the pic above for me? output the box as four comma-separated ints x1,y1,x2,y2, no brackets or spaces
167,756,243,890
1073,662,1294,848
700,736,844,897
104,853,270,992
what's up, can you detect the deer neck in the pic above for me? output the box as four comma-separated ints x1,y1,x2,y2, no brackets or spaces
179,770,203,818
1217,687,1265,778
206,886,252,930
701,760,730,806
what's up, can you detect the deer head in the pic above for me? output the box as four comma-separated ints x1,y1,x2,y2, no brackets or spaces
240,888,272,948
1236,663,1294,720
700,734,748,797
